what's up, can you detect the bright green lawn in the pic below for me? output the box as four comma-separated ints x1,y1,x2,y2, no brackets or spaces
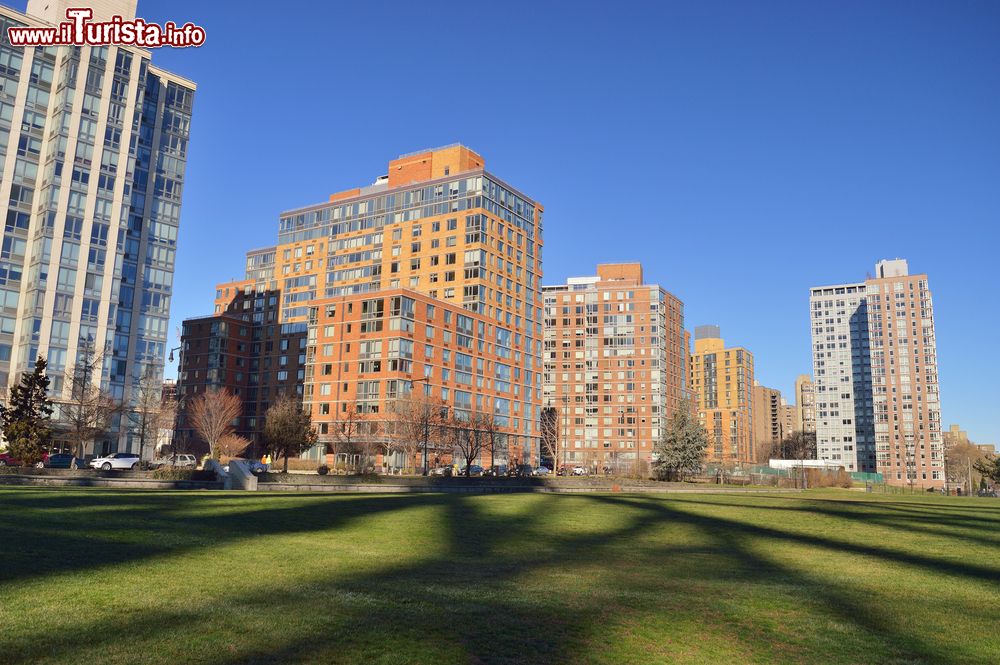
0,488,998,664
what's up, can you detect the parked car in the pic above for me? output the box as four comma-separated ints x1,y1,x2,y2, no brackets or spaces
533,466,551,476
45,454,86,469
429,465,453,477
0,452,22,466
89,452,140,471
483,465,508,477
459,464,484,476
572,466,588,476
512,464,534,478
151,454,197,469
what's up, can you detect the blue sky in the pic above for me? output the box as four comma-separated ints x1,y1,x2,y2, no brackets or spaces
24,0,1000,442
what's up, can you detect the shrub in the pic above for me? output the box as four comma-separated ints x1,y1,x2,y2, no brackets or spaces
317,464,329,476
151,468,217,482
359,472,381,483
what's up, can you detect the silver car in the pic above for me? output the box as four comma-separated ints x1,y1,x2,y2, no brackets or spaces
151,454,197,469
90,452,141,471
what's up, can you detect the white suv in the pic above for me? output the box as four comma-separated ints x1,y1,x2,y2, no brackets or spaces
90,452,141,471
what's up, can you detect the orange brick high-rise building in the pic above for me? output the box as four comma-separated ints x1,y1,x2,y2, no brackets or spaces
689,325,755,465
542,264,687,474
178,145,543,467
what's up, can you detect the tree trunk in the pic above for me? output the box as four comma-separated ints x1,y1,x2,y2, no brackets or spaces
283,450,289,473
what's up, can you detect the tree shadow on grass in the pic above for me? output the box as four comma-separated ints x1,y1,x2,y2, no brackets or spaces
671,494,1000,549
0,490,456,583
1,490,998,664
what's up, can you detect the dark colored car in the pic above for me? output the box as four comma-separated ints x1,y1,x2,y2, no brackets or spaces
512,464,534,478
483,465,508,477
459,465,484,476
45,454,86,469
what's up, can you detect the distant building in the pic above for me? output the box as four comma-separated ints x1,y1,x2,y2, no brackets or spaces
542,263,687,473
175,313,260,457
794,374,816,433
942,424,970,450
780,398,797,441
943,424,994,457
690,326,754,464
161,379,178,403
752,383,785,458
810,259,943,486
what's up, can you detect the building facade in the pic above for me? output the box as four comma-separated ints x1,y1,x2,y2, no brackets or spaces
542,263,687,473
689,325,754,465
304,288,535,467
865,259,943,485
751,382,785,459
780,398,796,442
810,259,943,485
178,145,543,465
0,0,194,456
809,280,874,473
942,424,970,451
794,374,816,433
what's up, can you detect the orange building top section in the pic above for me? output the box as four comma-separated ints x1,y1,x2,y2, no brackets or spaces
213,278,254,311
328,188,361,203
387,145,484,187
596,263,643,284
325,145,486,202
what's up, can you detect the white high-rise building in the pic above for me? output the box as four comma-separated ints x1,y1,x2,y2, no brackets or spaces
809,281,875,473
0,0,195,456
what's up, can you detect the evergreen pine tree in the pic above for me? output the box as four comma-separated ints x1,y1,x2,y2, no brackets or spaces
0,357,54,467
653,400,708,481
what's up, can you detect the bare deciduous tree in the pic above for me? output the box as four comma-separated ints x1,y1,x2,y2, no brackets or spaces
540,406,559,472
189,388,242,460
330,403,374,473
57,342,121,459
217,433,252,460
763,430,817,462
128,366,176,465
452,413,484,477
263,395,318,473
946,441,985,492
388,393,443,473
479,409,506,471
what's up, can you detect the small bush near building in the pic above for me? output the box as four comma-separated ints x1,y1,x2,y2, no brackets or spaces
151,468,217,482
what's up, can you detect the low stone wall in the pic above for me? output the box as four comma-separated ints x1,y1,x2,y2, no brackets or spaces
0,468,174,479
258,481,797,494
0,474,223,490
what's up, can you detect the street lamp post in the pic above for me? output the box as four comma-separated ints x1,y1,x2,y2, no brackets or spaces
165,345,184,463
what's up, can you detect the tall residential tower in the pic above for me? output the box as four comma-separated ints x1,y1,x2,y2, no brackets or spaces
178,145,543,467
0,0,194,456
542,263,687,473
689,325,754,465
809,259,943,485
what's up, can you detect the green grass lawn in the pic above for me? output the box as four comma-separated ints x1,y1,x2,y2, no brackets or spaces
0,488,998,664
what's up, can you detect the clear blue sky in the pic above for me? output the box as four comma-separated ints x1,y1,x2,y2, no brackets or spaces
31,1,1000,442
